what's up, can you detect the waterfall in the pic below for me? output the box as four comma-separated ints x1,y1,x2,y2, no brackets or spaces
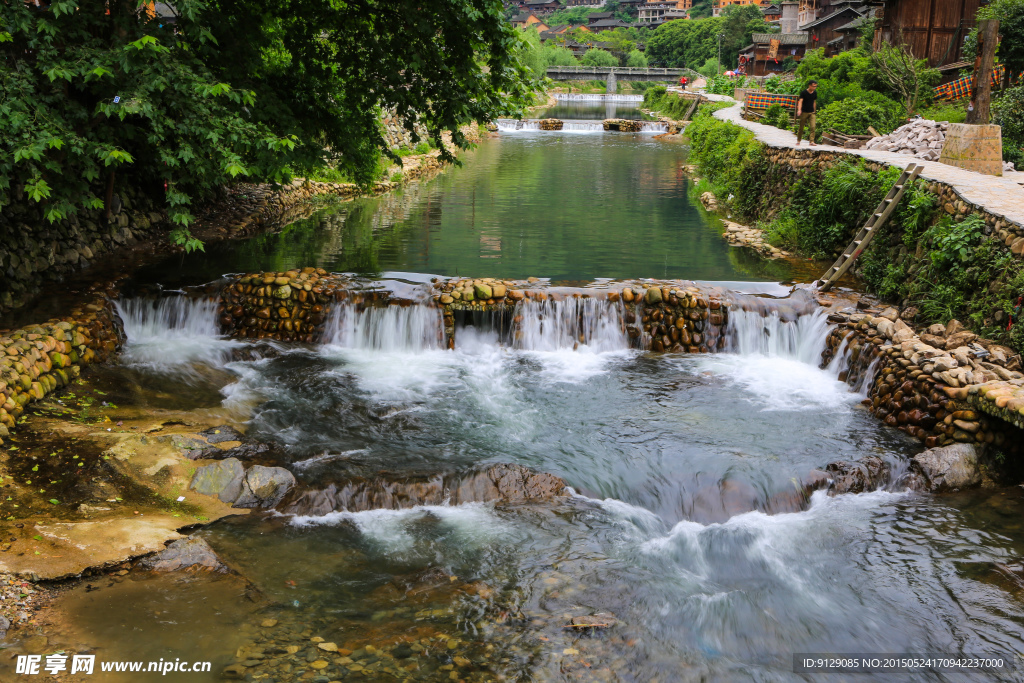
323,303,443,352
562,121,604,132
495,119,540,132
554,94,643,102
641,121,669,133
114,295,236,368
513,297,629,352
724,307,831,363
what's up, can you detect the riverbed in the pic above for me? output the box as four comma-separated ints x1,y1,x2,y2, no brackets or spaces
7,99,1024,682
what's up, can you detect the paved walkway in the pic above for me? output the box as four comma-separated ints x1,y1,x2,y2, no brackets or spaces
685,91,1024,229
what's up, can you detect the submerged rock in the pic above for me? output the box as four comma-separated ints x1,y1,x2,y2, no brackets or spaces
824,456,892,495
233,465,297,509
198,425,245,443
140,536,226,572
190,457,245,503
278,463,568,515
912,443,981,492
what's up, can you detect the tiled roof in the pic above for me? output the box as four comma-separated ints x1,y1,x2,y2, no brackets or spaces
799,6,863,30
752,32,808,45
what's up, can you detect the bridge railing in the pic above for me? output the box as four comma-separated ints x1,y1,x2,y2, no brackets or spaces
546,66,686,76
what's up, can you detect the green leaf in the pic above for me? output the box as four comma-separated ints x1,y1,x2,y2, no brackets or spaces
49,499,59,505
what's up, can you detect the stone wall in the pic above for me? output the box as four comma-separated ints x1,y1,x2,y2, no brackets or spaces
755,148,1024,247
381,113,431,151
0,186,166,314
0,297,122,445
822,307,1024,458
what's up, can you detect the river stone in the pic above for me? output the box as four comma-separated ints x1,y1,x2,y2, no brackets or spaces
190,457,245,503
233,465,297,508
912,443,981,492
198,425,245,443
140,536,226,572
0,615,9,640
474,283,492,300
645,287,662,304
825,456,890,494
272,284,292,299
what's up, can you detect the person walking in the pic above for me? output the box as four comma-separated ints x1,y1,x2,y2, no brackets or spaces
680,76,688,90
795,80,818,146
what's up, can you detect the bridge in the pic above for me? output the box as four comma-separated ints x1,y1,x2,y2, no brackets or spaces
546,66,688,93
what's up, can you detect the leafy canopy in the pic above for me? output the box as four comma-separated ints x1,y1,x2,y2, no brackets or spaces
1,0,532,250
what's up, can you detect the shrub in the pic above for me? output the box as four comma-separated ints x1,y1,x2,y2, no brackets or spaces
993,86,1024,166
626,50,649,68
816,97,904,135
581,49,618,67
761,103,791,130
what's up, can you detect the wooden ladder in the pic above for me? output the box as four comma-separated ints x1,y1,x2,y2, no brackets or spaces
818,162,923,292
682,95,703,122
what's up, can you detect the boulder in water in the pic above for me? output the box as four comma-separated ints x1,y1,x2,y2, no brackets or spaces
825,456,891,494
140,536,226,572
233,465,297,508
190,457,245,503
198,425,245,443
911,443,981,492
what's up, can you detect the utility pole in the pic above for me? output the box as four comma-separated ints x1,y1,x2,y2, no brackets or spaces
966,18,999,124
718,33,724,76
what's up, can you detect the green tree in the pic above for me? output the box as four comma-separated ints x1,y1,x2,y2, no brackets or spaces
1,0,532,250
872,41,941,115
626,50,649,67
646,15,723,68
977,0,1024,89
719,4,772,70
580,48,620,67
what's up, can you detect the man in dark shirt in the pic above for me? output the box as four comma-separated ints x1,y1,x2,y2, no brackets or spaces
795,80,818,146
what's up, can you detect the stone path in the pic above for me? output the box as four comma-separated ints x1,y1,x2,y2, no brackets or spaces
685,90,1024,229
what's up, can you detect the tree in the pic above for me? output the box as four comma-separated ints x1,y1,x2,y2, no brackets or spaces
581,48,620,67
719,4,772,70
977,0,1024,89
626,50,649,68
872,40,941,115
646,15,723,68
0,0,532,250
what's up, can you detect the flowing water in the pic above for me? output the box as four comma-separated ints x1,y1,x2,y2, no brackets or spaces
34,102,1024,681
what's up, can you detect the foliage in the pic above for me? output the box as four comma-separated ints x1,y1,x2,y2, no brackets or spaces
646,5,772,70
992,86,1024,166
761,104,790,130
705,74,747,95
581,48,619,67
978,0,1024,89
872,41,941,114
626,50,649,68
916,102,969,124
698,58,721,78
764,75,801,95
816,97,904,135
923,214,987,270
686,104,760,189
1,0,532,251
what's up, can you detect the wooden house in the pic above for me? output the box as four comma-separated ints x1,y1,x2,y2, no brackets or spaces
874,0,984,67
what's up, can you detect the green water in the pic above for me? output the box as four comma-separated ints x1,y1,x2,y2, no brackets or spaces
143,130,791,287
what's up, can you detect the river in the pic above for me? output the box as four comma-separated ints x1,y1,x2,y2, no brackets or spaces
33,99,1024,682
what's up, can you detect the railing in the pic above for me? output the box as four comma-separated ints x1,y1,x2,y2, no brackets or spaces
546,66,687,75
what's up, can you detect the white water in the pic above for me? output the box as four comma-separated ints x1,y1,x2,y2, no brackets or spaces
115,296,241,369
695,305,860,411
323,303,443,352
725,307,831,363
554,94,643,102
495,118,666,134
513,298,629,353
495,119,540,132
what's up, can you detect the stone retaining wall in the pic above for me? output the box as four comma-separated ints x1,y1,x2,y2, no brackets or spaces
822,308,1024,456
757,148,1024,246
0,298,122,445
209,271,734,353
0,186,166,314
